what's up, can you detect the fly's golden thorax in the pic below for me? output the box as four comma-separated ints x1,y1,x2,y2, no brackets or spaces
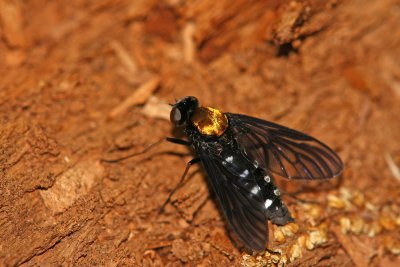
191,107,228,137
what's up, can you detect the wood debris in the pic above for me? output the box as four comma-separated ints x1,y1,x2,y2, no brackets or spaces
109,76,161,118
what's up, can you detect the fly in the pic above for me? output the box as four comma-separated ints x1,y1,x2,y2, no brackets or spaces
103,96,344,252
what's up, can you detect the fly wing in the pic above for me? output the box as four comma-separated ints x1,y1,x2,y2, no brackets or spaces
196,148,269,252
227,113,344,179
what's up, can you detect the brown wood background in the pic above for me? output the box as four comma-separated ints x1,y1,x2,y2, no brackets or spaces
0,0,399,266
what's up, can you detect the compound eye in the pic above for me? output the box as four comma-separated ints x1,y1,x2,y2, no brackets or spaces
170,107,182,124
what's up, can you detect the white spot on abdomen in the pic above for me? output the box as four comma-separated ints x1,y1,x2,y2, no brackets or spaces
225,156,233,163
240,169,249,178
264,175,271,183
264,199,273,208
250,186,259,195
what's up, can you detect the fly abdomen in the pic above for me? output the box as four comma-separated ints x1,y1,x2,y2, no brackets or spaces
267,198,293,226
254,168,294,226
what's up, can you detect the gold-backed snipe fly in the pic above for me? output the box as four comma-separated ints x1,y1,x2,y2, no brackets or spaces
104,96,343,252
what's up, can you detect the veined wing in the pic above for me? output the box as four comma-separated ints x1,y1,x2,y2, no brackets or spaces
227,113,344,179
196,147,269,252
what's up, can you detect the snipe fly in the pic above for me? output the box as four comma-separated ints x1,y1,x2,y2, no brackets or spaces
105,96,343,251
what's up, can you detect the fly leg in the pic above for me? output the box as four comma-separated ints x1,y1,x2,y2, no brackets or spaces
101,137,191,163
159,157,201,213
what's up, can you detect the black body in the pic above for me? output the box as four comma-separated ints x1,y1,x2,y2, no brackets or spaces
171,96,343,251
